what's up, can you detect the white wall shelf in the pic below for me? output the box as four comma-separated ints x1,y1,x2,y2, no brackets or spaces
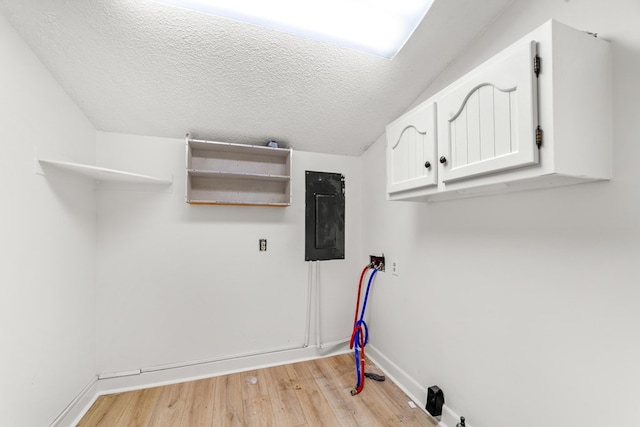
37,159,172,185
186,137,292,206
186,169,290,182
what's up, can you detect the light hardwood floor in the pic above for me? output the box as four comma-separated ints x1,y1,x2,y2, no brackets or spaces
78,353,437,426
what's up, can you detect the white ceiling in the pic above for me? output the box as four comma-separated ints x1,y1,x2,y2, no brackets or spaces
0,0,515,156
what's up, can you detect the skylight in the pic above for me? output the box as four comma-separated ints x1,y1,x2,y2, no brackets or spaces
153,0,435,59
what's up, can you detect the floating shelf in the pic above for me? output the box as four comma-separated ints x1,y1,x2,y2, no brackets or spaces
37,159,172,185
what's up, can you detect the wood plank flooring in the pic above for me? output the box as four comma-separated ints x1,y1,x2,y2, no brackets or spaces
78,353,436,426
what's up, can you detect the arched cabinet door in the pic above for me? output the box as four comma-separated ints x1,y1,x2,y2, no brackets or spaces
386,101,437,195
437,40,539,184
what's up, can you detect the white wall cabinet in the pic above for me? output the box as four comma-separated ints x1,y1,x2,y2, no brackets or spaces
186,137,292,206
386,101,437,194
387,20,611,202
438,40,539,184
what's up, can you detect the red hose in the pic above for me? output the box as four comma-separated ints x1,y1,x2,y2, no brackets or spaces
350,265,370,349
349,264,373,395
354,346,366,394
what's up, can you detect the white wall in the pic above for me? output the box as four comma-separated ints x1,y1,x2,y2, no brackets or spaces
95,132,363,375
361,1,640,426
0,15,97,427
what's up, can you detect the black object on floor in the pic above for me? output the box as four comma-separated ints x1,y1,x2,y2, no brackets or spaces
425,385,444,417
364,372,386,382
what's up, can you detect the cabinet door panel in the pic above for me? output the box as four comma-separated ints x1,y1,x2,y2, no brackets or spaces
438,40,538,184
386,101,437,194
466,90,481,164
478,85,496,160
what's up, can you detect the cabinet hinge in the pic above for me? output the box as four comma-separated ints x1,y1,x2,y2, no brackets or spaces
534,55,541,77
535,126,543,148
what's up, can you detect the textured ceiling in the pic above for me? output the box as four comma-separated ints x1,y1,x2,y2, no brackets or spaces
0,0,514,155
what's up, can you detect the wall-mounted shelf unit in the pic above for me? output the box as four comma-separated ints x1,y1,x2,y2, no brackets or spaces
37,159,173,185
186,137,292,206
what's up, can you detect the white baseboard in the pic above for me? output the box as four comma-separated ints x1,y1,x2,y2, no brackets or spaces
365,345,440,424
366,344,429,408
438,404,471,427
98,340,350,395
54,340,357,425
366,345,470,427
53,343,469,427
49,376,99,427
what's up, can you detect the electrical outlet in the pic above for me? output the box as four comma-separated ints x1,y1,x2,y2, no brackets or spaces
391,260,399,276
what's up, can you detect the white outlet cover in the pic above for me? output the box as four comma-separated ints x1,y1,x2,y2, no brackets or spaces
392,260,399,276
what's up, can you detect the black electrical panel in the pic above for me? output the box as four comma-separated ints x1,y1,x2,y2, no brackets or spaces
305,171,345,261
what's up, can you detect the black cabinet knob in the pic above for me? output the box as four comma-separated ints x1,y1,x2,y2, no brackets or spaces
424,161,431,169
439,156,447,164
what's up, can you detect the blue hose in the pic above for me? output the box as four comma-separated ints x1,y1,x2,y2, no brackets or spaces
352,268,378,393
